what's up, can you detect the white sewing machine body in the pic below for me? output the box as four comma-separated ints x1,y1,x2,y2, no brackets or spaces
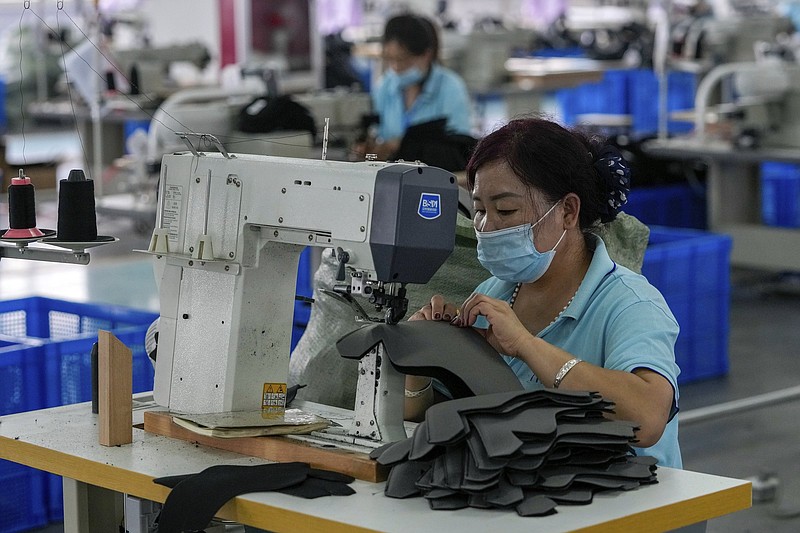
149,151,458,416
692,61,800,151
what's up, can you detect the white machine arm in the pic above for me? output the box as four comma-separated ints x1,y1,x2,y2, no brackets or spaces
147,151,458,416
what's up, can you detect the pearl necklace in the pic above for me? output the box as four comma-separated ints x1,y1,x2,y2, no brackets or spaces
509,282,577,328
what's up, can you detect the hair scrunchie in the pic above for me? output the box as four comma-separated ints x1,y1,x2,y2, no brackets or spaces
593,145,631,223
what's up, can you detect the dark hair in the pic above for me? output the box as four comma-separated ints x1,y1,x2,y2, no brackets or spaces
466,116,629,228
383,14,440,61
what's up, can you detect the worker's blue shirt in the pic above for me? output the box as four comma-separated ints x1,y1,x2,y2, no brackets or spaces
472,235,683,469
372,63,472,142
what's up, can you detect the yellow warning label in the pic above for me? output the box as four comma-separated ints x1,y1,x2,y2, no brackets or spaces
262,382,287,414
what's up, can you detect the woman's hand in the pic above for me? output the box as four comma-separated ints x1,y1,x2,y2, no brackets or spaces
453,293,532,357
408,294,460,322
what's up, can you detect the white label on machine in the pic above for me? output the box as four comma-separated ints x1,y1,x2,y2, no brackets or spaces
163,184,184,242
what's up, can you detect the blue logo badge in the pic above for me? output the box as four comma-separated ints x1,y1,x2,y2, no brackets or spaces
418,193,441,220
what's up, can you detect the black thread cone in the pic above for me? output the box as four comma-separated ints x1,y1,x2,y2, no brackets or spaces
57,169,98,242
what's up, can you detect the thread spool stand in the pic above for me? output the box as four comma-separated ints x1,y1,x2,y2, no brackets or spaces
0,168,117,265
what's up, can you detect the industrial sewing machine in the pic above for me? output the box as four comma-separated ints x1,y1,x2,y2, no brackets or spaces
145,137,458,443
112,43,211,98
692,60,800,150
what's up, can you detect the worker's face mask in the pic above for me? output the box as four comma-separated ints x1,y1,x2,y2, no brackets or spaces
392,66,424,88
475,201,566,283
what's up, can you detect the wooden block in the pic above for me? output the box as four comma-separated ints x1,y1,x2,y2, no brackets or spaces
98,330,133,446
143,411,388,483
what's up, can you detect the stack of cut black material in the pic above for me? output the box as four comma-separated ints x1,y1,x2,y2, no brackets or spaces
371,389,657,517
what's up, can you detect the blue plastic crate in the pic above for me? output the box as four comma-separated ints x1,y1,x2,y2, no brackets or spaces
760,162,800,227
532,46,585,58
0,296,158,523
0,297,157,407
0,460,47,533
556,69,629,126
642,227,732,383
629,69,696,137
0,337,45,416
0,340,49,533
624,183,707,229
123,118,151,154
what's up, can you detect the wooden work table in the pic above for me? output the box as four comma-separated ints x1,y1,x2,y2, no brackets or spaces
0,398,751,533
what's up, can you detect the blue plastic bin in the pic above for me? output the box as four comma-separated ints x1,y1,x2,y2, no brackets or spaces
0,339,48,533
624,183,707,229
760,162,800,227
0,460,47,533
0,337,44,416
556,69,629,126
642,227,732,383
0,297,158,523
123,118,151,154
629,70,696,137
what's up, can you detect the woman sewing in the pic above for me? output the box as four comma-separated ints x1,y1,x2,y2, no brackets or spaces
353,13,472,161
406,117,682,469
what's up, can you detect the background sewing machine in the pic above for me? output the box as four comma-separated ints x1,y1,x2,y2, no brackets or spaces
111,42,212,99
145,144,458,442
688,60,800,150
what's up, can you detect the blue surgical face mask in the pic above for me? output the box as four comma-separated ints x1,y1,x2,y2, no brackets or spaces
391,66,424,88
475,201,566,283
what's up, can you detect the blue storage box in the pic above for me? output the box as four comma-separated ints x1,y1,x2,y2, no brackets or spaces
0,339,48,533
760,162,800,227
0,336,44,416
629,70,696,137
642,227,732,383
624,183,707,229
556,69,629,126
0,460,47,533
0,297,158,407
0,297,158,523
123,118,151,154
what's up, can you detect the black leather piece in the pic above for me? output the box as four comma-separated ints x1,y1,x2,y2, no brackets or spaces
466,430,511,471
286,383,306,406
373,436,413,466
368,441,395,460
154,463,357,531
378,389,658,517
427,493,469,511
483,477,525,508
556,419,639,439
155,463,310,533
573,476,641,491
385,460,431,499
424,390,606,445
276,477,356,498
524,487,595,505
423,488,459,499
306,468,355,484
407,420,439,462
152,473,192,489
336,321,523,399
515,494,558,517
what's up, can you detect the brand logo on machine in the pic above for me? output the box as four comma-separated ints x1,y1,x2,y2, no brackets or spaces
418,193,441,220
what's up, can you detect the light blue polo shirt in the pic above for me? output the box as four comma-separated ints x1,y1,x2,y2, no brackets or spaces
472,235,682,469
373,63,472,142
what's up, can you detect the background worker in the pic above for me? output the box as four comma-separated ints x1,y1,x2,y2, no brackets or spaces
353,13,473,162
